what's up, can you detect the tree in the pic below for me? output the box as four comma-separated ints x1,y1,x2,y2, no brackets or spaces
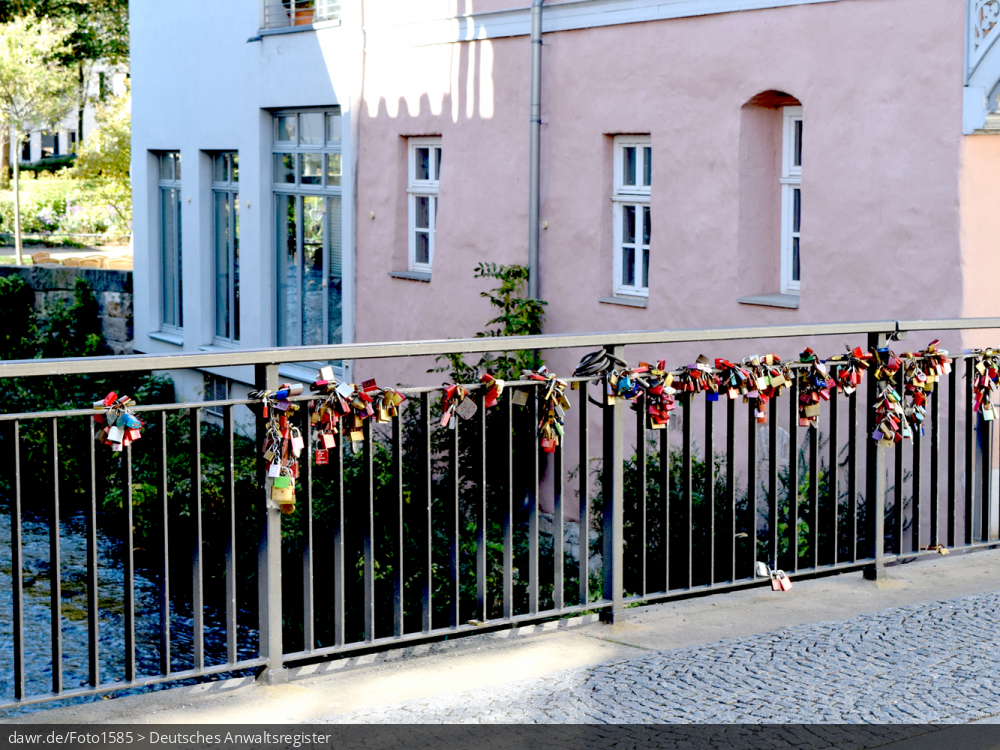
71,78,129,230
0,15,75,264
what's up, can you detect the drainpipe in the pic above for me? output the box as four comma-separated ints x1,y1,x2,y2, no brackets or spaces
527,0,544,300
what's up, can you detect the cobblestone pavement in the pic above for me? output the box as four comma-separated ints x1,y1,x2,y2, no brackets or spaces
314,591,1000,726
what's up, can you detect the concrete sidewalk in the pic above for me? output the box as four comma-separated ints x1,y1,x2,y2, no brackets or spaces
9,549,1000,725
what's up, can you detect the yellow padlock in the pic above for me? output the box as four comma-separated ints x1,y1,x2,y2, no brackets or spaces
271,475,296,514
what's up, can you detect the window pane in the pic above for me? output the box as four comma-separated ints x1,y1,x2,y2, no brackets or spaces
159,154,174,181
276,195,299,347
643,206,651,245
275,115,296,144
623,147,636,186
325,153,342,187
300,153,322,185
642,248,649,289
416,147,430,181
415,196,430,230
275,153,295,184
213,154,227,184
231,153,239,184
326,114,342,144
161,187,182,327
643,147,652,187
794,120,803,168
214,192,230,339
303,196,325,346
435,147,442,181
233,194,240,341
622,205,635,244
622,246,635,287
327,195,342,345
300,112,324,145
415,232,430,265
173,152,181,181
793,188,801,233
792,237,800,282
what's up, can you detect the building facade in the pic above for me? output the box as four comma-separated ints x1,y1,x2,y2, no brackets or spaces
131,0,1000,402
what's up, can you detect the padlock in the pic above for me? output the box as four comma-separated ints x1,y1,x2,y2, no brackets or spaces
315,449,329,465
770,570,792,592
271,475,296,514
754,561,770,578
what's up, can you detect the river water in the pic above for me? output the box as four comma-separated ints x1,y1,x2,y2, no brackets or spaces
0,508,258,715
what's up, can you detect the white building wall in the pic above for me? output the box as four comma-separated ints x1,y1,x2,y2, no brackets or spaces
131,0,362,401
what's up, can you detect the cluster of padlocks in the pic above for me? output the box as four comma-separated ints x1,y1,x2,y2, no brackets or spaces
93,392,143,451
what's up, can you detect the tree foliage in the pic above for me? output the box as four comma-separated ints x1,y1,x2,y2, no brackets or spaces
70,78,129,226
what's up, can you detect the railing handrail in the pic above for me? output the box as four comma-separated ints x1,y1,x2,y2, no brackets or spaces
1,317,999,380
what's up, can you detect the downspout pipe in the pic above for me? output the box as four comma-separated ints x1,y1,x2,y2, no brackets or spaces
527,0,544,300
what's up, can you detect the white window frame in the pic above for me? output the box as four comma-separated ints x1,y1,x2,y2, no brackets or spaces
211,152,239,344
157,151,183,331
612,135,651,298
780,107,802,295
407,137,441,274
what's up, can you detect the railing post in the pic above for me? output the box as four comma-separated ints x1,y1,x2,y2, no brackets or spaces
864,332,890,580
255,363,287,684
601,344,624,622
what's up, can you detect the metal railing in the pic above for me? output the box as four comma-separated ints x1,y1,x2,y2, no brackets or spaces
263,0,340,30
2,317,1000,709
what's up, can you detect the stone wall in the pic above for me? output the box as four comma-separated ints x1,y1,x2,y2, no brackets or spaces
0,265,133,354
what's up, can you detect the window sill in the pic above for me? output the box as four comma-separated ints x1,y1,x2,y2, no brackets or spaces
200,343,240,353
599,295,647,309
389,270,432,283
737,293,800,309
149,330,183,346
249,18,341,42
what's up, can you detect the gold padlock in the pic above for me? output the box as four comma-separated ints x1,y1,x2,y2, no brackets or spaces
271,475,296,514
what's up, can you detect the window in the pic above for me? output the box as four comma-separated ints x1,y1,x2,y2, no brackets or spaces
158,151,183,330
41,132,58,158
203,374,230,420
613,136,651,297
407,138,441,273
263,0,340,29
67,131,77,152
20,138,30,162
212,152,240,343
780,107,802,295
273,109,343,347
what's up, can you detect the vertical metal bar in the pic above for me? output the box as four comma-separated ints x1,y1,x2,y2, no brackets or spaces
420,393,433,632
190,408,204,672
808,421,818,571
449,404,460,628
124,443,135,682
224,406,239,663
528,388,539,616
11,421,24,699
966,357,975,545
864,332,888,578
913,423,922,553
475,391,487,623
158,410,170,675
661,411,671,591
768,397,778,569
332,407,345,647
683,392,694,589
602,345,626,621
982,419,993,543
254,363,284,682
503,394,513,618
50,418,62,694
301,406,314,653
894,366,904,556
636,392,647,595
828,389,839,566
948,365,957,548
726,398,736,583
87,418,99,687
930,387,940,547
747,398,758,578
393,407,405,636
847,391,858,562
363,419,375,641
704,396,714,585
578,382,590,606
553,430,565,609
788,376,799,572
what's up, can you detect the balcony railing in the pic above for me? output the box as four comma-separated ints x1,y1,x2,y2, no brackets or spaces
263,0,340,30
2,317,1000,710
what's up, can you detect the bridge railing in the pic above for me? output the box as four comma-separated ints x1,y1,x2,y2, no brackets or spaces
2,317,1000,709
